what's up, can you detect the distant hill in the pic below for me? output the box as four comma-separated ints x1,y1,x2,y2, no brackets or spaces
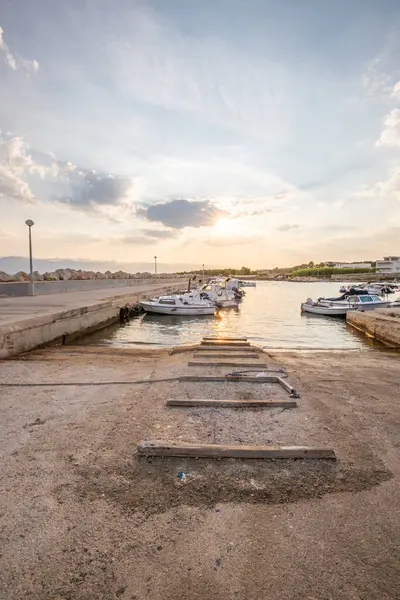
0,256,198,274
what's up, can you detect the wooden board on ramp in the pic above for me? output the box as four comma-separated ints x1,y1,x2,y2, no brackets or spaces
137,440,336,460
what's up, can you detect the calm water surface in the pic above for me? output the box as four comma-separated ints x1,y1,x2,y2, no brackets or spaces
81,281,399,350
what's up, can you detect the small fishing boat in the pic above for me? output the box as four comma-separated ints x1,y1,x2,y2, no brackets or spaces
319,291,393,310
239,280,256,287
301,298,355,317
198,283,239,308
140,295,216,316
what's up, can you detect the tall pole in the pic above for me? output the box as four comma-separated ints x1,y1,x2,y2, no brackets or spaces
154,255,157,278
202,263,205,281
28,227,33,281
25,219,35,296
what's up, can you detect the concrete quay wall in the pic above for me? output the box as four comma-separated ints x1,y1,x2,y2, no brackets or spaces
347,308,400,348
0,281,184,359
0,277,183,297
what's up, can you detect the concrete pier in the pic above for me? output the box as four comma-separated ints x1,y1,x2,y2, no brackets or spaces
0,279,185,358
347,307,400,348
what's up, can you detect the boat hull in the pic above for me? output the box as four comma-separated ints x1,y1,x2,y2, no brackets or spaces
301,303,352,316
140,302,216,316
320,300,393,311
216,299,238,308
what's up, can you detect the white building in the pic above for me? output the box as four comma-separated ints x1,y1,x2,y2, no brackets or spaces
375,256,400,274
334,262,372,269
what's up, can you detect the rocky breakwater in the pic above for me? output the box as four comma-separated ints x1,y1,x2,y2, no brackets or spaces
347,307,400,348
0,269,178,282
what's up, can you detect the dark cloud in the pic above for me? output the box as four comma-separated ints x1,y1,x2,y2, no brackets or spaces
58,171,132,207
137,199,227,229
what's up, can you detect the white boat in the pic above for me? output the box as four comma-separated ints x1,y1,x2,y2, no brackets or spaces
239,280,256,287
339,283,397,295
319,292,393,311
301,298,355,317
198,283,239,308
366,284,396,295
140,295,216,316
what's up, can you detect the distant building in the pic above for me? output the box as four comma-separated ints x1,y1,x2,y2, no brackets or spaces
375,256,400,274
334,262,372,269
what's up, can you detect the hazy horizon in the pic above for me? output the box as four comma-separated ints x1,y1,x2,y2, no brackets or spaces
0,255,376,275
1,1,400,267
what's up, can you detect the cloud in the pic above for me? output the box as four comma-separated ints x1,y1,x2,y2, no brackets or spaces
376,109,400,147
141,229,177,239
107,5,290,140
392,81,400,98
361,59,392,96
0,26,39,73
277,224,300,232
136,199,227,229
0,134,38,202
119,236,155,245
353,165,400,200
55,170,133,220
119,228,178,245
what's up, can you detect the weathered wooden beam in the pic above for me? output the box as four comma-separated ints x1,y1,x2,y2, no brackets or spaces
202,337,248,341
276,377,300,398
201,341,250,347
166,398,297,408
137,441,336,460
194,353,260,359
179,375,279,383
198,345,255,352
188,361,267,368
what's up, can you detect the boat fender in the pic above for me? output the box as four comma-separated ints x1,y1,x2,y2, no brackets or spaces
217,290,222,296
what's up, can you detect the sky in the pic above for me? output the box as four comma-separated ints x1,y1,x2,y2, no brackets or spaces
1,0,400,272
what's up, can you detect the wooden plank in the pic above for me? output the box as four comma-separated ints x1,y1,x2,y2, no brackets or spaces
193,348,260,358
194,353,260,359
201,341,250,347
137,441,336,460
188,361,267,368
202,337,248,341
199,345,255,352
276,377,300,399
179,375,279,383
166,398,297,408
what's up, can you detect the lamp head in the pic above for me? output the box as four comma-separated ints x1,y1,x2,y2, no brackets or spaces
25,219,34,227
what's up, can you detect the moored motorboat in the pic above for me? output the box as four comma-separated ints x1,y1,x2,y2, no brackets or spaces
301,298,355,317
319,291,393,310
140,295,216,316
198,283,239,308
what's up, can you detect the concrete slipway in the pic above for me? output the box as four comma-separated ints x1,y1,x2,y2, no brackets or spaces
0,279,184,358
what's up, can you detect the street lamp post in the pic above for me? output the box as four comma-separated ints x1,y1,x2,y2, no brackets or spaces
154,255,157,278
25,219,35,296
202,263,205,281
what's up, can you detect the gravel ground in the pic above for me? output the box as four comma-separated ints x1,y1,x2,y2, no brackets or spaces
0,345,399,600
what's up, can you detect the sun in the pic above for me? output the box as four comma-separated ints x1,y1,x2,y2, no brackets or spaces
214,217,232,234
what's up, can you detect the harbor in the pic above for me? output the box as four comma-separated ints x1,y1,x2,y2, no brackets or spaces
2,2,400,597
